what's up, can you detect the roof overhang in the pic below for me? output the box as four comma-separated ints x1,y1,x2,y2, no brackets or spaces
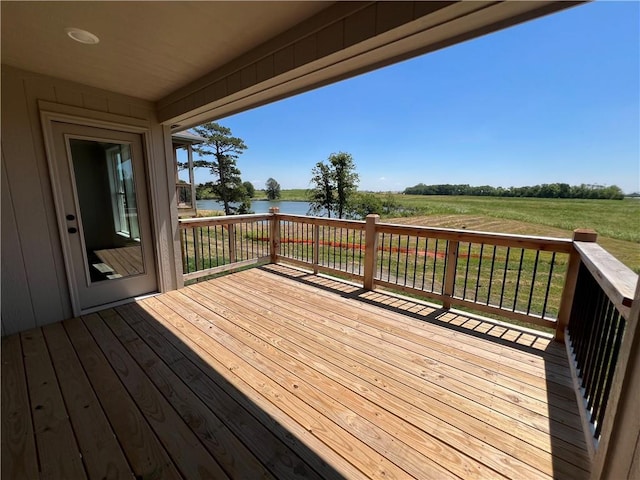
1,1,584,129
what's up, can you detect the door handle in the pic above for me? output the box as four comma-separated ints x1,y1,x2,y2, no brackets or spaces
68,227,78,234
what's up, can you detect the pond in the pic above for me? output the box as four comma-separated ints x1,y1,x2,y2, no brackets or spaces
196,199,314,216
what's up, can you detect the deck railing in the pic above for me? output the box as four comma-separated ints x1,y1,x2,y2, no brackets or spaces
269,213,573,330
179,214,271,281
561,233,637,456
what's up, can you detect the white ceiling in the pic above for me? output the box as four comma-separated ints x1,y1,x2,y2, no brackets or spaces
1,1,332,101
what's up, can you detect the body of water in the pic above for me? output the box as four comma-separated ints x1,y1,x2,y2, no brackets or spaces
197,199,313,215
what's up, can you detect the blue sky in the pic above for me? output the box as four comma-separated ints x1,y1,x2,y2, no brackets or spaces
186,1,639,193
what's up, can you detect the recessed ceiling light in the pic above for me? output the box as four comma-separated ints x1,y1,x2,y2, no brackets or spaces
65,28,100,45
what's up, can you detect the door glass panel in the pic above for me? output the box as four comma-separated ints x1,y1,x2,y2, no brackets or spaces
69,138,145,282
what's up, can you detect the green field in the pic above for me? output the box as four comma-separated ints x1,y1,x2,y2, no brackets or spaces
384,195,640,243
253,189,309,201
252,191,639,272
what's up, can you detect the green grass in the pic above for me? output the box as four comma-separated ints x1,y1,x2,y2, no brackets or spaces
253,189,309,201
194,192,639,272
380,195,640,243
258,191,639,242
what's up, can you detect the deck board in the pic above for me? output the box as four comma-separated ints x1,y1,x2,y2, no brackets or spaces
1,335,39,480
1,265,590,479
42,322,132,479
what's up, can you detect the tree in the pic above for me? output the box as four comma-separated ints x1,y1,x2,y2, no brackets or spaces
242,181,256,198
191,122,249,215
265,177,281,200
330,152,359,219
307,152,359,218
308,161,335,217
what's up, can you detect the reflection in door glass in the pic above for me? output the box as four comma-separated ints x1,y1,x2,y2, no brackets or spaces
69,139,145,283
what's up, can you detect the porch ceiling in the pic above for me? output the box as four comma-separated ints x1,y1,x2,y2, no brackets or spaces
2,1,582,127
0,1,332,101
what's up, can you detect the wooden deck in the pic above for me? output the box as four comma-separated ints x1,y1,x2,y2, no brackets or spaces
2,264,590,479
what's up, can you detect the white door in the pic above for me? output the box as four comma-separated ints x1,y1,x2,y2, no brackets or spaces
51,122,157,312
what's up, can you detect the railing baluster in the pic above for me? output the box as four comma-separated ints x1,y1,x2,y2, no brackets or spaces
541,252,556,319
499,247,511,309
431,239,439,292
486,245,497,305
183,229,190,274
462,242,472,300
420,238,428,291
526,251,540,315
474,244,484,302
513,249,525,312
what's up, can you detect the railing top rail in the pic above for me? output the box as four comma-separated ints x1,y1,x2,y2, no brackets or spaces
178,213,272,228
574,241,637,317
275,213,366,230
375,221,573,252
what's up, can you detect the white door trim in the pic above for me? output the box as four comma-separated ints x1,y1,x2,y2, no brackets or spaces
40,104,160,316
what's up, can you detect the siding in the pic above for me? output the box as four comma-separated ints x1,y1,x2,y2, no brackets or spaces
1,65,178,335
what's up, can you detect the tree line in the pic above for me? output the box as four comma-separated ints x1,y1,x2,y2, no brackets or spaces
403,183,625,200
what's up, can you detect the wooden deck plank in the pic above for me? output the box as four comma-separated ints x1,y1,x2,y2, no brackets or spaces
115,301,331,480
98,307,277,480
126,301,362,480
63,316,183,480
141,295,413,480
2,265,591,480
165,288,495,480
250,267,578,405
256,267,572,378
42,322,133,479
81,312,230,479
1,335,39,480
20,328,87,479
221,271,583,424
201,276,586,447
193,275,590,478
185,282,549,480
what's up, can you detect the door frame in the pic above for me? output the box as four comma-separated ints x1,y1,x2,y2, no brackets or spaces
40,103,161,316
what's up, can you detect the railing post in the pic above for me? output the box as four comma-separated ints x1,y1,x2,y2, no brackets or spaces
556,229,598,341
313,224,320,274
269,207,280,264
443,240,459,310
363,214,379,290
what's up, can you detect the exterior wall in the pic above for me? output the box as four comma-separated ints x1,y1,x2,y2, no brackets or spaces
1,65,180,335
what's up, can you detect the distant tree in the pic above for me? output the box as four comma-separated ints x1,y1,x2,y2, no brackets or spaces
345,193,383,219
330,152,359,219
308,152,359,219
403,182,625,200
191,122,249,215
308,162,335,217
243,181,256,198
265,177,281,200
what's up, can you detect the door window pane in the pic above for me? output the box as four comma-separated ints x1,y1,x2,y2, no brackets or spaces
70,139,145,282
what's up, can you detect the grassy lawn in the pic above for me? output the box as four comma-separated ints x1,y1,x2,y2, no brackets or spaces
266,191,639,272
193,192,639,272
382,195,640,243
252,189,309,201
